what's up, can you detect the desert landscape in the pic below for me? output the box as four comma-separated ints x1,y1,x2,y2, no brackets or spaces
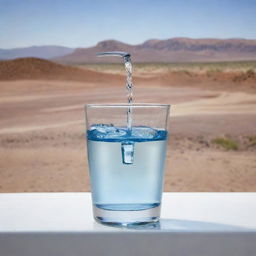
0,44,256,193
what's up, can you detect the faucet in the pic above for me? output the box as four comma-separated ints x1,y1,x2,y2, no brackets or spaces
96,51,131,63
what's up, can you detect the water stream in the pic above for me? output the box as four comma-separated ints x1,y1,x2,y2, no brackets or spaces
97,51,133,130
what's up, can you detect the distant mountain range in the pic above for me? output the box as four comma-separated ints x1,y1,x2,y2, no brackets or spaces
1,38,256,63
0,46,74,60
56,38,256,63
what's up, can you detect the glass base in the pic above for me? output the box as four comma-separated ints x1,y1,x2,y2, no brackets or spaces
93,204,160,227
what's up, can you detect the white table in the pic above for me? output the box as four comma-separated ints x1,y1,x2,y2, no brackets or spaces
0,193,255,256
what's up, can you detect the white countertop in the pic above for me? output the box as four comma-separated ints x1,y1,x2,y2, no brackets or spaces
0,192,255,232
1,192,256,256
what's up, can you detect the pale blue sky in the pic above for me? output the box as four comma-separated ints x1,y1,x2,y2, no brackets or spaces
0,0,256,49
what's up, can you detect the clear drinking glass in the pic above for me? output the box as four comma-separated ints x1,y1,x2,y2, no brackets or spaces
85,103,170,226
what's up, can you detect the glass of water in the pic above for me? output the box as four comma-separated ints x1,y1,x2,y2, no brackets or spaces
85,103,170,226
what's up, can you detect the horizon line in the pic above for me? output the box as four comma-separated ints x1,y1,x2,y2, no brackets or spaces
1,37,256,50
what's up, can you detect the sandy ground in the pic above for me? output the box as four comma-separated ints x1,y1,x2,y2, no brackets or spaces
0,77,256,192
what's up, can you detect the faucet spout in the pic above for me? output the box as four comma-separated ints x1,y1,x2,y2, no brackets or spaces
97,51,131,62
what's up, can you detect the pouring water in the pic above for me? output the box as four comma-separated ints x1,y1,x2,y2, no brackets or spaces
97,52,135,164
97,51,133,131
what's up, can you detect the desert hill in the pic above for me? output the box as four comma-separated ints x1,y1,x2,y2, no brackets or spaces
56,38,256,64
0,57,255,93
0,57,123,82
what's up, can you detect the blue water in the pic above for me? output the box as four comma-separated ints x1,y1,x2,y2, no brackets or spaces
87,124,168,211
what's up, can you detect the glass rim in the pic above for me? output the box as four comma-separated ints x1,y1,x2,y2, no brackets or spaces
85,103,171,109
